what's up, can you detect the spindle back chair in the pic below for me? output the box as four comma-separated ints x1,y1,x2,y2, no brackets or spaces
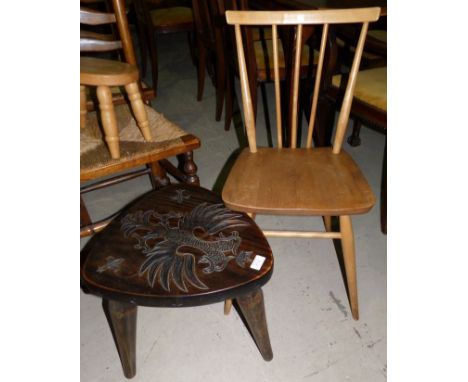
222,8,380,320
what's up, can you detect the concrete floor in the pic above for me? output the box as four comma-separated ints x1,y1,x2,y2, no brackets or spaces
81,32,387,381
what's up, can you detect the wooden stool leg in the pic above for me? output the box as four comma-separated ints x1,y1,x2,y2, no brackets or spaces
236,289,273,361
96,86,120,159
339,215,359,320
80,85,87,128
125,82,152,141
224,299,233,315
104,299,138,379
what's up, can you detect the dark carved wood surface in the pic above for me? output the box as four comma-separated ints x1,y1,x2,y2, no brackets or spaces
81,185,273,307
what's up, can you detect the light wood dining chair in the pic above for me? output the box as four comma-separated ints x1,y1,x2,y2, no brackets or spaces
222,8,380,320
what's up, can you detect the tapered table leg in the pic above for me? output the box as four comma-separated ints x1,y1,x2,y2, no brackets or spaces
236,289,273,361
104,299,138,379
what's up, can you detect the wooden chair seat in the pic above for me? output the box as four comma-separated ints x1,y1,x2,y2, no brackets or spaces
80,103,200,180
252,27,273,41
332,67,387,111
367,29,386,42
222,147,375,216
81,57,139,86
149,6,193,29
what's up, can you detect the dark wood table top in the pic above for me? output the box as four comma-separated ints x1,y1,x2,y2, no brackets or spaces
81,184,274,307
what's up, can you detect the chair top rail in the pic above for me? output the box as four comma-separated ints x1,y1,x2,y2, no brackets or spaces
225,8,381,26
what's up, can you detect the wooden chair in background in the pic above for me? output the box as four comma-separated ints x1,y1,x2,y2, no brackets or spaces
191,0,229,120
132,0,201,98
222,8,380,320
80,0,201,237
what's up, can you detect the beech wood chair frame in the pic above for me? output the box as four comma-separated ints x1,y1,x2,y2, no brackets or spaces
222,8,380,320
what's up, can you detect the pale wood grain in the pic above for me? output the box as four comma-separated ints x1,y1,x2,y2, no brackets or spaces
226,8,380,25
339,215,359,320
290,24,303,149
80,57,139,86
263,230,341,239
222,147,375,215
97,86,120,159
272,25,283,148
234,24,257,152
306,23,328,148
125,82,152,141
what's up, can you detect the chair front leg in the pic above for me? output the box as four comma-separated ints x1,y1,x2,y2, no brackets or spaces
339,215,359,320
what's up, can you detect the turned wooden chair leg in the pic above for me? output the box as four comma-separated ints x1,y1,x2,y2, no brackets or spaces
104,299,138,379
381,140,387,234
196,37,206,101
80,85,87,128
236,289,273,361
339,215,359,320
224,299,233,315
125,82,152,141
96,85,120,159
347,119,362,147
179,151,199,185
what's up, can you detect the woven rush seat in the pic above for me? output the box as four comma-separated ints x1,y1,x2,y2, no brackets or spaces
149,6,193,28
333,67,387,111
254,39,316,81
80,103,199,180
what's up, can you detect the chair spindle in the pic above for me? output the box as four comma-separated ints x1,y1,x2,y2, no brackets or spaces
306,24,329,149
235,23,257,153
332,22,369,154
290,24,303,149
272,25,282,148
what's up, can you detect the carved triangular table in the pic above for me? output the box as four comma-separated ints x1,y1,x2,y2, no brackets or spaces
81,184,274,378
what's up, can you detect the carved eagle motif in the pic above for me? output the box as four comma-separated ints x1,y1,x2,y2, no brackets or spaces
121,202,252,292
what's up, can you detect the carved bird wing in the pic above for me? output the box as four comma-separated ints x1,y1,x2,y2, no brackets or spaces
180,203,249,234
139,240,208,292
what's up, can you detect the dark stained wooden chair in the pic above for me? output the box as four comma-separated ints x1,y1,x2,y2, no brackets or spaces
81,184,274,378
80,0,201,237
222,8,381,320
132,0,202,98
191,0,229,120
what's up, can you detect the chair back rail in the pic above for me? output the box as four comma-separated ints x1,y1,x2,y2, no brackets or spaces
80,0,137,65
226,8,380,152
